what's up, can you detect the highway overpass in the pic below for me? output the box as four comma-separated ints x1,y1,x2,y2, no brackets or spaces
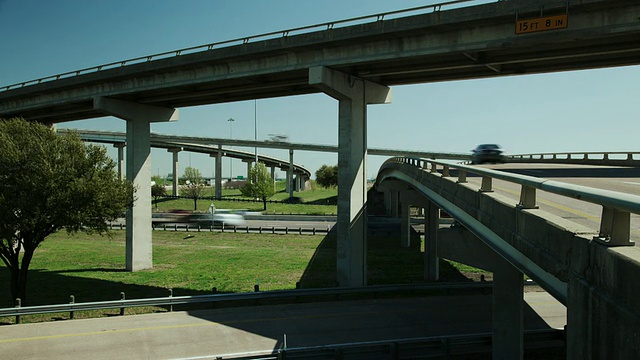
376,158,640,358
56,129,313,200
1,0,640,357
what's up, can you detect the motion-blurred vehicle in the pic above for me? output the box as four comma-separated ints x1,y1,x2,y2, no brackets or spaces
152,210,246,227
471,144,505,164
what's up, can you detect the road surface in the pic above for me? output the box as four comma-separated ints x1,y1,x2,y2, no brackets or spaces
0,291,564,360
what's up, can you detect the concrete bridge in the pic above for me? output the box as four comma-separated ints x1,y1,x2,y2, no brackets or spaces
376,157,640,358
56,129,313,200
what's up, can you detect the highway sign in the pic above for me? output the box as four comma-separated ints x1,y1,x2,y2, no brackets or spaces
516,14,568,34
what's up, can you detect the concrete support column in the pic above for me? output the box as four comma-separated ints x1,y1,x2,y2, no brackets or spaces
246,161,253,183
93,96,178,272
310,66,391,287
270,166,276,192
125,120,153,271
113,143,125,180
295,174,302,192
287,149,294,200
389,190,399,217
425,201,439,281
493,259,524,359
400,195,411,248
167,148,181,196
212,145,222,200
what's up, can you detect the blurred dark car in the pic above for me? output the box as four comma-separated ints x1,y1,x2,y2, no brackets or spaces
471,144,505,164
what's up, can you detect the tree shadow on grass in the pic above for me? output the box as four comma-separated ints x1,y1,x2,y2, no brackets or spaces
0,266,216,324
307,195,337,206
297,218,479,288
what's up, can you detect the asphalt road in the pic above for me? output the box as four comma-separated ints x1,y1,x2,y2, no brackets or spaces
0,291,564,360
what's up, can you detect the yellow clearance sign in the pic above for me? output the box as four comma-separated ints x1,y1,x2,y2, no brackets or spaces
516,14,568,34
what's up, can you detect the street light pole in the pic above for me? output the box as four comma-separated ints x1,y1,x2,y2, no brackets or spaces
227,118,234,180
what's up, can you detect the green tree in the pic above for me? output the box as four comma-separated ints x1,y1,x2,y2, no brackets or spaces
241,163,275,210
0,118,134,304
151,183,167,210
180,166,206,210
315,164,338,188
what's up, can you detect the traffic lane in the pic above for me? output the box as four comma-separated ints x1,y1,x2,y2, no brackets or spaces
466,164,640,239
0,292,563,360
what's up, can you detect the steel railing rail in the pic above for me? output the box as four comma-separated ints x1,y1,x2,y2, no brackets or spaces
509,151,640,161
401,157,640,232
0,282,490,318
507,151,640,167
1,0,476,92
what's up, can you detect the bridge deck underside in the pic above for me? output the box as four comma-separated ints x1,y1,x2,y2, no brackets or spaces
0,0,638,123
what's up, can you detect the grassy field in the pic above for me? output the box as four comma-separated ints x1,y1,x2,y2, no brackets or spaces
0,229,486,324
155,181,338,214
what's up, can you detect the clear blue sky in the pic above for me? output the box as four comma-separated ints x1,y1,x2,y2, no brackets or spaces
2,0,639,180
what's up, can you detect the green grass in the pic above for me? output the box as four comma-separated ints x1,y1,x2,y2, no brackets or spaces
0,229,488,324
154,180,338,214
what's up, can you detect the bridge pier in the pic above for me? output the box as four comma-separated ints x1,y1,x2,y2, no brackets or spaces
93,96,178,271
438,227,524,359
493,256,524,359
398,188,439,281
213,145,223,200
167,147,182,196
113,143,125,180
287,149,294,201
310,66,391,287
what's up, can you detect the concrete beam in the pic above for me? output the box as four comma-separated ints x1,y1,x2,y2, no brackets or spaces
93,97,179,123
310,66,391,287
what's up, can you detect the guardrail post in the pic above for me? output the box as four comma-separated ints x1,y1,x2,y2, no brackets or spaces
457,170,467,184
15,298,21,324
594,207,634,246
430,162,437,173
168,289,173,312
442,166,450,177
69,295,75,319
120,292,126,316
518,185,538,209
480,176,493,192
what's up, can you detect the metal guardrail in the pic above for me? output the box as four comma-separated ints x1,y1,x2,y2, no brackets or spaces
1,0,476,92
399,157,640,247
507,151,640,166
0,282,491,319
144,223,332,235
214,329,564,360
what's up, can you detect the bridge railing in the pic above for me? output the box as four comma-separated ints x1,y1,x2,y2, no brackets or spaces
1,0,475,92
394,157,640,247
507,151,640,167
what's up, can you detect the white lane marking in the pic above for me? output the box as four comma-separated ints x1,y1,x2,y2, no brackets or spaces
622,182,640,186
